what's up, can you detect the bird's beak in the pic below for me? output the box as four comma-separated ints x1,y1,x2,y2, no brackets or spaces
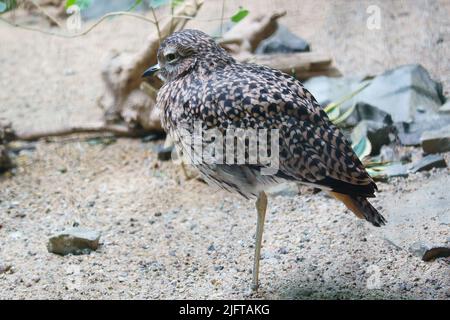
142,64,160,78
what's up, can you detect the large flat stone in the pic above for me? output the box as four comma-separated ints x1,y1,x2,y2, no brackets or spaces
256,25,310,54
421,125,450,154
408,154,447,173
303,76,363,110
381,175,450,261
356,64,443,123
47,227,101,256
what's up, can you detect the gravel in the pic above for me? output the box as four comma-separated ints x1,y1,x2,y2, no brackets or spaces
0,139,448,299
1,0,449,299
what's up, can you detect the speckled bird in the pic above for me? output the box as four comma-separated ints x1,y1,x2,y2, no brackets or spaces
143,29,386,291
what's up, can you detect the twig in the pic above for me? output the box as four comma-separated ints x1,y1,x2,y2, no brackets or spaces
0,8,234,39
219,0,225,37
169,0,175,34
14,123,149,141
28,0,63,28
0,11,156,38
140,82,159,101
150,6,161,44
165,14,232,22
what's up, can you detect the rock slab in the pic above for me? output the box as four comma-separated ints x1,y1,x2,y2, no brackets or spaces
256,25,310,54
381,175,450,262
47,227,101,256
421,125,450,154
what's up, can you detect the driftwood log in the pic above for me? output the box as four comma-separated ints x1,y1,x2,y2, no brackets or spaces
219,10,286,60
98,0,204,132
96,6,340,136
13,123,148,141
11,5,340,143
243,52,342,80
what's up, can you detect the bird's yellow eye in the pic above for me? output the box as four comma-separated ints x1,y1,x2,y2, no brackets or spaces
165,53,177,62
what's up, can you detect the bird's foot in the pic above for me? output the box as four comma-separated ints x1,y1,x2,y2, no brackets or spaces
243,286,258,298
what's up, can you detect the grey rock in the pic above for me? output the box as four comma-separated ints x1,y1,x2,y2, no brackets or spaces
422,247,448,263
255,25,310,54
303,76,363,111
379,145,396,162
356,64,444,123
156,145,174,161
395,123,420,146
0,145,13,173
438,213,450,226
214,265,224,271
306,65,445,128
409,242,450,262
420,125,450,154
63,68,75,76
0,120,15,143
0,263,12,274
382,175,450,261
395,115,450,146
408,154,447,173
0,121,14,173
354,102,393,126
47,227,101,256
351,120,394,154
141,133,165,143
438,100,450,113
409,241,430,258
384,163,409,178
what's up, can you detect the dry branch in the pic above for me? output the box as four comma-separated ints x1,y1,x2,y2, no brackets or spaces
98,0,204,132
219,10,286,59
244,52,342,80
13,123,148,141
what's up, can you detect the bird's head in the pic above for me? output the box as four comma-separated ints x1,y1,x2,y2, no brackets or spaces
142,29,234,82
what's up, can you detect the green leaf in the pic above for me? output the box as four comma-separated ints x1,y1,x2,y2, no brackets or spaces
352,136,372,160
0,0,17,13
366,168,387,180
128,0,142,11
362,158,394,180
65,0,75,9
332,102,356,125
65,0,91,10
231,7,249,23
150,0,170,8
324,101,338,114
325,81,371,126
351,121,372,160
171,0,184,8
326,104,341,122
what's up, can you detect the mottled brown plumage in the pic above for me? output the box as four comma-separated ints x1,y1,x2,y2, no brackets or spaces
144,29,386,290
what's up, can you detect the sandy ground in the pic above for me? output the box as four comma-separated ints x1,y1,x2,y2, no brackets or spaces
1,0,449,299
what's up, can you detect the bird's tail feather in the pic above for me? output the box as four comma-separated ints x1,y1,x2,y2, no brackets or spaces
330,192,386,227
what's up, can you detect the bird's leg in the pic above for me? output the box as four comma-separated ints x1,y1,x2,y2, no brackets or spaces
252,191,268,291
179,158,198,180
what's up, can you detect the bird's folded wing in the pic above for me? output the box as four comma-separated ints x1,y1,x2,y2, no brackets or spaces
185,65,376,196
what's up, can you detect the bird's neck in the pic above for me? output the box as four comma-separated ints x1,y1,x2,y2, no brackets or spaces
196,55,235,77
